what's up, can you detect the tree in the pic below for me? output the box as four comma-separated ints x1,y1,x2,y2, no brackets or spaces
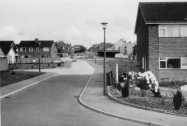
73,45,87,53
88,42,114,52
56,41,72,54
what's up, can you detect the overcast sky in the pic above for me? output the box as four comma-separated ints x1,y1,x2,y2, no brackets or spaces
0,0,186,47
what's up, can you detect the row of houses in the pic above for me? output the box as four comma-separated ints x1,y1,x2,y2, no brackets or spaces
135,2,187,82
0,39,58,71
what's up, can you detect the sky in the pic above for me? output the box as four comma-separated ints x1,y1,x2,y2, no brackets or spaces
0,0,186,47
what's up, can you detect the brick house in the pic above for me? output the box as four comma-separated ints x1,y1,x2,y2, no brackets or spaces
17,40,57,59
135,2,187,81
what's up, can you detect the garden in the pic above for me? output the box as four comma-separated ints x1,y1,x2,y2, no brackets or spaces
106,58,187,116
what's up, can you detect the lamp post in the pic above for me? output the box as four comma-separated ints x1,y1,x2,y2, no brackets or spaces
101,22,108,95
35,38,41,72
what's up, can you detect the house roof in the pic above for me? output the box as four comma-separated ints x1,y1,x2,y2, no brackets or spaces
135,2,187,33
0,41,14,55
0,48,5,57
19,40,54,48
139,2,187,23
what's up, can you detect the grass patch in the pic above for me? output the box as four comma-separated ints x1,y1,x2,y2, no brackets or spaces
0,71,44,87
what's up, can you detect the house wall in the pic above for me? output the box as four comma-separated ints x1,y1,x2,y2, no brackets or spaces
50,43,57,58
158,37,187,81
0,57,8,71
136,20,149,71
148,25,159,79
7,48,16,64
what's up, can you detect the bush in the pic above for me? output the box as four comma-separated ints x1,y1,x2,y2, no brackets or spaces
136,78,149,90
173,90,183,110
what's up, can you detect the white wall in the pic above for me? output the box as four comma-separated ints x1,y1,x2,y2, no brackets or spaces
7,48,16,64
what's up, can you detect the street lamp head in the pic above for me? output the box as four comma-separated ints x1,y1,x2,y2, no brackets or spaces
101,22,108,29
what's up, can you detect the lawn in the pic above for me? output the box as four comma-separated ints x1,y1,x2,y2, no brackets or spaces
0,71,44,87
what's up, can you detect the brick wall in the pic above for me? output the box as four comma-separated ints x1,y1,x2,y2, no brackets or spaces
159,69,187,82
136,23,149,70
148,25,159,79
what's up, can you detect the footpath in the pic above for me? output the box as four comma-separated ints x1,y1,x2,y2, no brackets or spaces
79,61,187,126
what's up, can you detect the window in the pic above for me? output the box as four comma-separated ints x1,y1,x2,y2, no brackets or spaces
167,58,180,68
159,58,167,68
180,25,187,37
29,48,33,52
36,47,39,52
23,48,26,52
43,47,49,52
181,57,187,69
20,48,23,52
159,57,181,69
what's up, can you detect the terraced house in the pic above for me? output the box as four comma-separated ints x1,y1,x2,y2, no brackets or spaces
16,40,58,64
135,2,187,81
17,40,57,58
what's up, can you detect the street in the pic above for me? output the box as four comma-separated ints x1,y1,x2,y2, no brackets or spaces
1,60,145,126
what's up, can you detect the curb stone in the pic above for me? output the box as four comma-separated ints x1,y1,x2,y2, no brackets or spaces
78,69,167,126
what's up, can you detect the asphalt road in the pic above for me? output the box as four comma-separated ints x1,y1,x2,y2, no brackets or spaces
1,61,146,126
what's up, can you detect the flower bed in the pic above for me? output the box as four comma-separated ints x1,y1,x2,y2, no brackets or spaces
109,86,187,116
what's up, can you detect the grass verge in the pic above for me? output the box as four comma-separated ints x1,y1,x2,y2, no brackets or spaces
0,71,44,87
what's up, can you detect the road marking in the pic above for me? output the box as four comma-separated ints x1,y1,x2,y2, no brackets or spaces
0,74,57,100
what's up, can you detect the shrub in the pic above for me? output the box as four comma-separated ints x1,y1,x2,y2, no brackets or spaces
173,90,183,110
136,78,149,90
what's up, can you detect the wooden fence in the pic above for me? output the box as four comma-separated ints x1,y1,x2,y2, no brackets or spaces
16,57,61,64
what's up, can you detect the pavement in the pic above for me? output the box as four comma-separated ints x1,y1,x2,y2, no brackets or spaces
79,61,187,126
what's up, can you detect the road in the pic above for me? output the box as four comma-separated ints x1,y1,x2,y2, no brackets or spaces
1,60,146,126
